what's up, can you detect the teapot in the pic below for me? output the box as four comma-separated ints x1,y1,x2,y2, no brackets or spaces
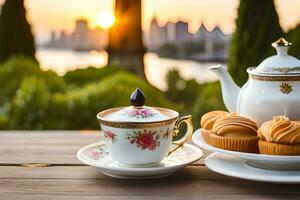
210,38,300,125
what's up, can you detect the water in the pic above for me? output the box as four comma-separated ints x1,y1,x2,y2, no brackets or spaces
37,48,221,91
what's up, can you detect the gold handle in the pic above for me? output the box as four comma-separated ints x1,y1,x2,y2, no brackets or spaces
168,115,193,155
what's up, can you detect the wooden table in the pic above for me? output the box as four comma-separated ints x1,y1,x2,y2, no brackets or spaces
1,131,300,200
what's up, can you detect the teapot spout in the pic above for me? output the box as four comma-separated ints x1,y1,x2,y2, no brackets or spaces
210,65,240,112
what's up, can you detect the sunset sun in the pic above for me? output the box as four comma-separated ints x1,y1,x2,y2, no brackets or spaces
97,11,115,29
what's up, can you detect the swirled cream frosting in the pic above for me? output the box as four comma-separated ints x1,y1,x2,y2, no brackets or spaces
201,111,229,129
258,116,300,144
213,113,258,138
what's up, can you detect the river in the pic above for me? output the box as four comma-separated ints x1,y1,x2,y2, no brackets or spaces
36,48,221,91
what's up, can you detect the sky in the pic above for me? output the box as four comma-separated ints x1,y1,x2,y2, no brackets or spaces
1,0,300,43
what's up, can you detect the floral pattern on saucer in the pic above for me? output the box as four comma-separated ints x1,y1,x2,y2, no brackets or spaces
88,146,108,160
124,108,157,119
77,142,203,179
103,130,117,143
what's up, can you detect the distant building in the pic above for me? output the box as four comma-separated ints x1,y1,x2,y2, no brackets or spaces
194,23,209,41
73,19,90,51
57,30,71,48
147,18,167,51
192,23,231,61
165,22,176,43
146,18,231,61
43,16,231,62
43,19,108,51
147,20,192,51
175,21,191,42
50,31,56,44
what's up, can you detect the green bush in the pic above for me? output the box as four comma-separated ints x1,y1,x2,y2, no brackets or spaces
0,56,227,130
63,66,125,86
182,41,205,58
9,76,51,129
158,43,179,58
0,56,64,104
192,81,226,128
165,69,226,129
51,71,179,130
165,69,201,105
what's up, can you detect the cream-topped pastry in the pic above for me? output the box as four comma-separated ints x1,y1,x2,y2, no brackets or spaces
258,116,300,144
201,111,229,129
258,116,300,155
200,111,228,144
209,112,259,153
213,112,258,138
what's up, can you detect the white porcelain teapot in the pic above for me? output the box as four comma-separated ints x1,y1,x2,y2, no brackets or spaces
210,38,300,125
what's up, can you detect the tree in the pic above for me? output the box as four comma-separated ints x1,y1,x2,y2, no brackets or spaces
158,43,179,59
107,0,145,79
287,23,300,57
228,0,282,86
0,0,36,63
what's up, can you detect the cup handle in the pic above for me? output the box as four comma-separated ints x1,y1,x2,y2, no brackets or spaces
168,115,194,155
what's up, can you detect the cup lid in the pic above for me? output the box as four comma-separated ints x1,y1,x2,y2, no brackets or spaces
103,88,170,122
253,38,300,75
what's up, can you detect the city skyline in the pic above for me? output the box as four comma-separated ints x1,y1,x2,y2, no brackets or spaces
1,0,300,43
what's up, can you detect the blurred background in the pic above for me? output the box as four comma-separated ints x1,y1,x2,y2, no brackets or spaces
0,0,299,130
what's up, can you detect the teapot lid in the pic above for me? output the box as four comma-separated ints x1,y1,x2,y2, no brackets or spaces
103,88,169,122
254,38,300,75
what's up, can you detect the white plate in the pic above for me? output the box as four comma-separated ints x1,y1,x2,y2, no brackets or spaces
192,129,300,170
77,142,203,179
206,153,300,183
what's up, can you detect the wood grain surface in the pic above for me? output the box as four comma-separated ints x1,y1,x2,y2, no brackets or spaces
0,131,299,200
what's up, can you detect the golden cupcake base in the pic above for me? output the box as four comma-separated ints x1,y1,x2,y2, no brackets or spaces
201,129,213,144
210,134,259,153
259,140,300,155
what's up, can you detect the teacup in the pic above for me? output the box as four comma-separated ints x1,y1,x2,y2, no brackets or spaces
96,88,193,167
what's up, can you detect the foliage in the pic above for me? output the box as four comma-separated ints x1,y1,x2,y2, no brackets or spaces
213,42,225,52
0,57,178,130
0,0,36,63
158,43,179,58
63,66,125,86
165,69,201,105
9,76,51,129
228,0,283,86
0,56,65,104
192,82,226,128
165,69,185,102
287,23,300,57
182,41,205,58
51,71,178,130
165,69,225,129
0,56,226,130
158,41,205,59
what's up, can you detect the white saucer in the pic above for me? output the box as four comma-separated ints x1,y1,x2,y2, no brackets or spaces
206,153,300,183
192,129,300,171
77,142,203,179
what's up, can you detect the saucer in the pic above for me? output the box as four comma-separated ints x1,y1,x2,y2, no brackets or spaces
206,153,300,183
77,142,203,179
192,129,300,171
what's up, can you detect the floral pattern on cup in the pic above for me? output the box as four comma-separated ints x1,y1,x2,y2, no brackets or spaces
126,129,171,151
103,130,117,143
88,146,108,160
126,130,160,151
124,108,157,119
162,128,171,139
